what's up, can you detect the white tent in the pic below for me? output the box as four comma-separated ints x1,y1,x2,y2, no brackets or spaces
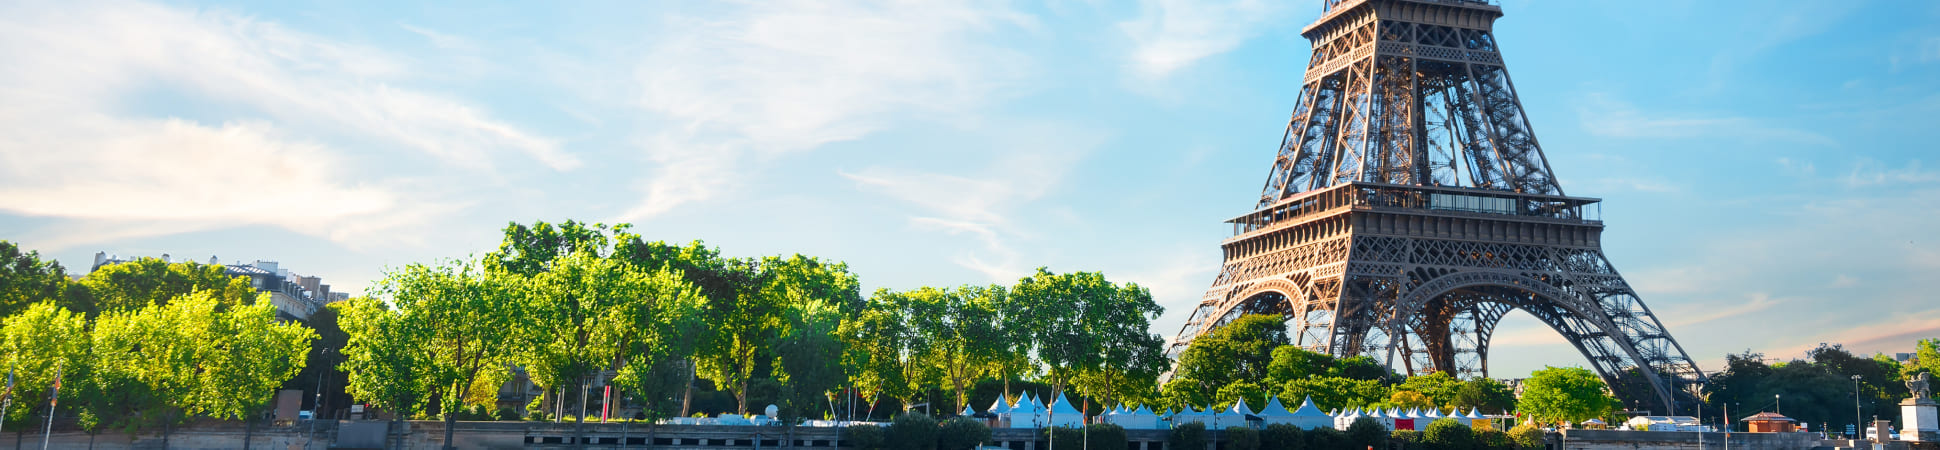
1334,407,1363,430
988,395,1012,415
1004,393,1045,428
1047,393,1084,428
1377,407,1403,430
1171,405,1212,428
1256,396,1296,425
1288,397,1334,430
1464,408,1488,429
1108,404,1163,430
960,403,978,418
1447,408,1473,427
1214,398,1256,429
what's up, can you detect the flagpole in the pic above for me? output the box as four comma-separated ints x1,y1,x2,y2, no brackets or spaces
42,362,59,450
1,368,14,436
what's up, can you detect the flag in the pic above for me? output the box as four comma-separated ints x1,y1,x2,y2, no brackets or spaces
48,364,60,408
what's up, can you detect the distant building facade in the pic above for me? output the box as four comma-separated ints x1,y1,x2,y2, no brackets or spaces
90,252,349,321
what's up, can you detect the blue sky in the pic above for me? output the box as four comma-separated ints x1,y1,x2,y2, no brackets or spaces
2,0,1937,378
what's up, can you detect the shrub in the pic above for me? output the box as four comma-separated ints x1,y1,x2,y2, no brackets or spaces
1423,418,1473,450
1473,429,1513,450
1305,426,1345,449
1506,423,1545,449
1345,417,1389,449
846,424,888,450
937,417,990,450
1085,423,1128,450
1170,421,1207,450
1048,426,1084,448
889,413,940,450
1391,429,1422,448
494,406,520,421
1260,423,1304,450
1227,426,1262,450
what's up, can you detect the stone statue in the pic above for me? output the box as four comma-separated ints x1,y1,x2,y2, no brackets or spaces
1911,372,1932,400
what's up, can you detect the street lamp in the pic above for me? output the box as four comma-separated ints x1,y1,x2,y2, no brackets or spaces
1853,375,1863,439
1776,394,1782,415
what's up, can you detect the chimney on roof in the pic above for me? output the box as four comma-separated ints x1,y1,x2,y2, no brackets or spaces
161,253,170,263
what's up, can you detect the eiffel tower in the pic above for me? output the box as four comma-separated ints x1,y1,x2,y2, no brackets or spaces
1168,0,1704,413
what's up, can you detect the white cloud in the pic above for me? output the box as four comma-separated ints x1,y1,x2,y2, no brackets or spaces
621,0,1034,219
0,0,572,247
1118,0,1299,77
1844,158,1940,187
842,121,1104,282
1574,92,1835,146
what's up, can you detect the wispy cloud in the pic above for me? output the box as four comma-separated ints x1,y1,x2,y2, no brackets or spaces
1118,0,1300,78
842,121,1104,282
0,0,561,247
1844,158,1940,187
1574,93,1835,146
620,0,1035,220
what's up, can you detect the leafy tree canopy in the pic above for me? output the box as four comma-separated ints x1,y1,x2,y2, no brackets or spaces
1516,366,1620,426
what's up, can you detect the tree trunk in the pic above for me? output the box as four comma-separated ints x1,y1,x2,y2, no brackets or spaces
738,378,749,415
680,361,695,418
243,408,255,450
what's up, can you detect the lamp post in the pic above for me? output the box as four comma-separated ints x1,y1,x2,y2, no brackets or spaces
1776,394,1782,415
1853,375,1863,439
306,347,334,450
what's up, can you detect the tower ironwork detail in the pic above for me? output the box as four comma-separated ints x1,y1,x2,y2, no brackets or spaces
1168,0,1705,413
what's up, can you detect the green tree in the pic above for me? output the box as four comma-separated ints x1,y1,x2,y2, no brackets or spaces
90,291,313,442
1506,422,1545,448
335,297,430,424
909,285,1003,411
1281,376,1390,411
1070,282,1166,411
1009,269,1155,414
1345,416,1390,449
1397,371,1464,406
0,302,89,425
762,255,860,420
1176,314,1289,392
372,260,520,448
0,241,91,317
1450,377,1518,415
483,220,626,276
612,237,759,416
1384,390,1436,411
79,257,256,312
1517,366,1620,426
522,251,701,422
842,291,920,419
773,298,847,421
1423,417,1474,450
1217,380,1266,411
936,417,991,450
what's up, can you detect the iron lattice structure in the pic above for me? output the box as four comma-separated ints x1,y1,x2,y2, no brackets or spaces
1168,0,1705,413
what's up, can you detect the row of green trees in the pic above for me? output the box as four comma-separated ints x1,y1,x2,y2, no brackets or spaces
1164,314,1623,426
845,413,1548,450
0,292,313,444
327,220,1171,445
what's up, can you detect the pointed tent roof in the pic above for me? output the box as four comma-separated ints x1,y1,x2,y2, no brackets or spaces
1466,408,1486,420
989,395,1012,414
1291,397,1329,417
1406,407,1422,419
1257,396,1294,417
1423,407,1442,418
961,404,977,417
1048,393,1083,416
1132,405,1155,416
1387,407,1407,419
1228,397,1256,416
